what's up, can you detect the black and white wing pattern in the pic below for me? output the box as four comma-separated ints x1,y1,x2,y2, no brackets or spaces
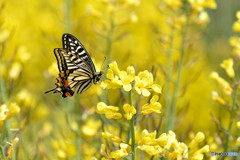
45,33,103,98
62,33,96,73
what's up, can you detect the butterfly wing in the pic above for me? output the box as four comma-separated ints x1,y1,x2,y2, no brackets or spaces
62,33,96,73
55,48,93,94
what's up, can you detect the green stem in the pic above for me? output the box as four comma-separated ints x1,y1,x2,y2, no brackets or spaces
167,22,189,131
222,84,238,159
1,146,6,160
105,13,114,65
0,63,6,103
75,95,82,160
65,0,72,33
129,90,136,160
164,28,175,132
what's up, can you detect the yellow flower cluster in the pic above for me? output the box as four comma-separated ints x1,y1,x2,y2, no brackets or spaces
96,102,122,119
210,72,232,95
97,96,162,120
101,61,162,97
101,130,209,159
233,11,240,32
230,11,240,57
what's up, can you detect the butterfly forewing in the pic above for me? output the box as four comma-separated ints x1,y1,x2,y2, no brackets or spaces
62,33,96,73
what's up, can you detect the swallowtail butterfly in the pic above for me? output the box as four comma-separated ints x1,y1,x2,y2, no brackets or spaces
45,33,102,98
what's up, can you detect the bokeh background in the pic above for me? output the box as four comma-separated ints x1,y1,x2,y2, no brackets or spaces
1,0,240,159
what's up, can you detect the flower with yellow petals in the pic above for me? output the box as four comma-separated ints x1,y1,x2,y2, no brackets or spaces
211,91,225,105
110,143,131,159
236,137,240,146
220,58,235,78
237,121,240,128
102,132,121,143
210,72,232,95
7,137,19,160
120,66,135,91
188,132,205,149
190,145,209,160
96,102,122,119
141,95,162,115
0,103,20,126
101,61,135,91
188,0,217,12
123,104,136,120
134,70,162,97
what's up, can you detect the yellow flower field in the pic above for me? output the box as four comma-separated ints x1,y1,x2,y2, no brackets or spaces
0,0,240,159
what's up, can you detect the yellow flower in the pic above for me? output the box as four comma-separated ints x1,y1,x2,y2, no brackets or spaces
188,0,217,12
123,104,136,120
211,91,225,105
164,131,176,150
138,129,168,146
137,145,162,156
96,102,122,119
109,61,121,77
119,66,135,91
197,11,210,26
237,11,240,19
141,95,162,115
210,72,232,95
188,132,205,149
110,143,131,159
9,62,22,79
0,103,20,126
220,58,235,78
101,62,135,91
134,70,162,96
190,145,209,160
236,137,240,146
237,121,240,128
164,0,182,9
102,132,121,143
7,137,19,160
101,69,123,89
229,36,240,56
233,21,240,32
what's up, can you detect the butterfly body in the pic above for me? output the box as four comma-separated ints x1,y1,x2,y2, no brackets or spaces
45,33,102,98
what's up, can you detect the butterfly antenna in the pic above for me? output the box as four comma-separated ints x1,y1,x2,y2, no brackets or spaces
100,56,108,71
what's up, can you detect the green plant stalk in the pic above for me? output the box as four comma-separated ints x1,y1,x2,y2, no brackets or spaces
75,95,82,160
168,22,189,131
101,13,114,102
129,90,136,160
0,64,6,103
164,28,175,132
65,0,71,33
222,85,238,159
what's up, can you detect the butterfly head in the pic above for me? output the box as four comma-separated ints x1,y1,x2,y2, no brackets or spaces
93,71,103,84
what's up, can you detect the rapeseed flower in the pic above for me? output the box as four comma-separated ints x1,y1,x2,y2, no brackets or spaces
102,131,121,143
189,132,205,149
141,95,162,115
210,72,232,95
96,102,122,119
123,104,136,120
7,137,19,160
211,91,225,105
220,58,235,78
0,103,20,126
134,71,162,97
110,143,131,159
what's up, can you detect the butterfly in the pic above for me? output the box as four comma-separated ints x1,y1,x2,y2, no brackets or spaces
45,33,103,98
